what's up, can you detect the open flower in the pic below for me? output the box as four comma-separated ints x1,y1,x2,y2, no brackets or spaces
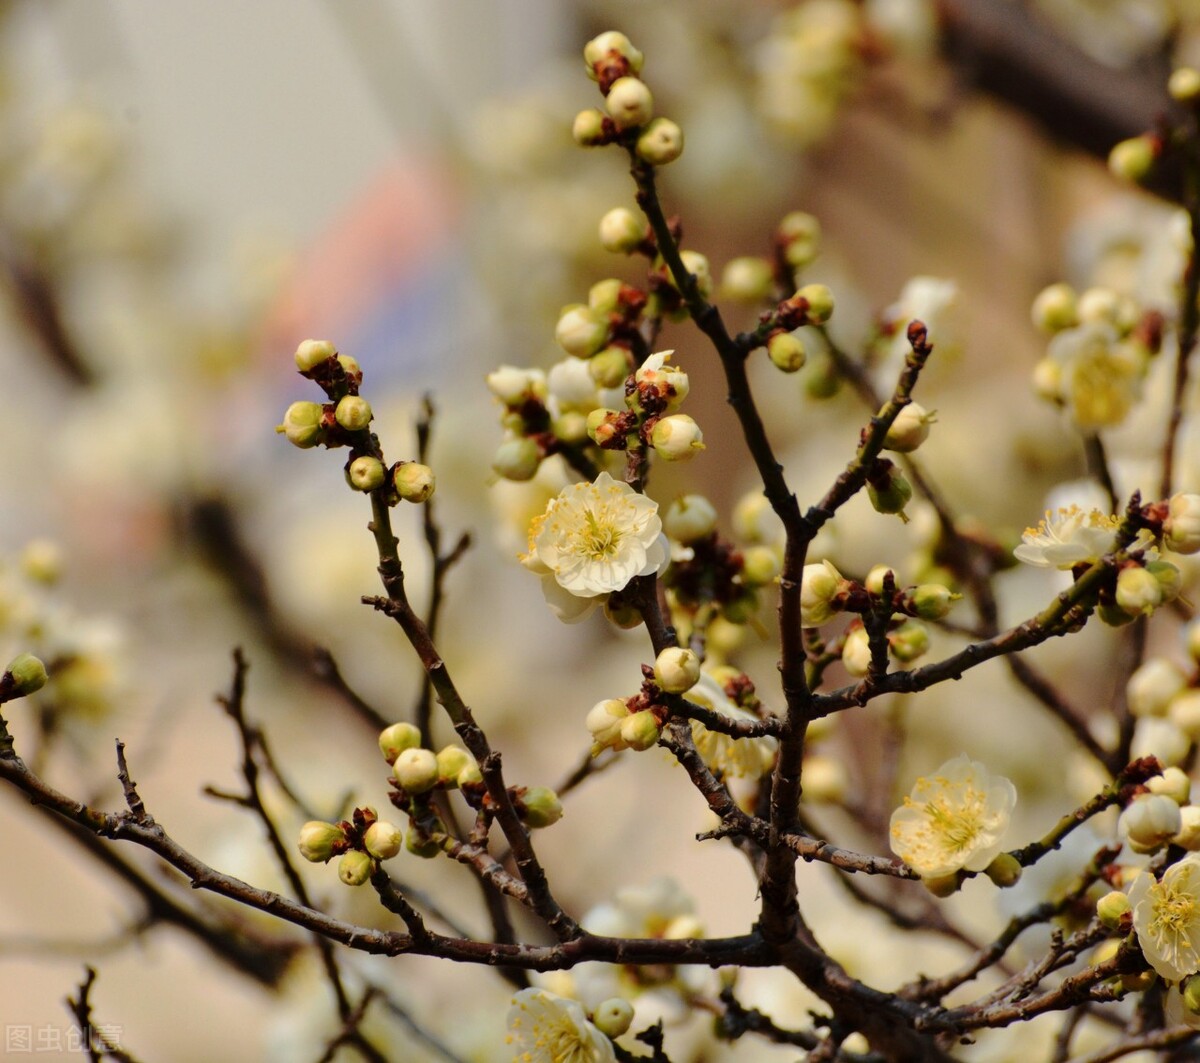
685,673,777,778
1129,855,1200,981
506,988,615,1063
524,472,667,621
1013,505,1123,569
889,754,1016,878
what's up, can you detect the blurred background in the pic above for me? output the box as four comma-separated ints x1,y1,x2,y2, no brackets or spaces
0,0,1195,1059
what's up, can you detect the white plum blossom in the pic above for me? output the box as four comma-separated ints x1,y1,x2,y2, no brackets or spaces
685,673,777,778
523,472,668,622
1044,320,1144,429
1013,506,1124,569
506,988,616,1063
889,754,1017,878
1129,855,1200,982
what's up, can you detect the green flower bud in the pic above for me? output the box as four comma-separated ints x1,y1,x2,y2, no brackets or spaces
347,455,385,492
492,438,541,482
778,212,821,268
487,365,545,406
800,560,845,626
603,597,644,629
572,108,608,146
884,402,935,453
663,494,717,543
665,250,711,297
1076,286,1120,325
796,283,834,325
584,31,644,79
589,347,631,389
909,583,960,620
635,117,684,165
1115,565,1163,617
337,353,361,378
520,786,563,828
457,762,483,787
984,852,1022,887
654,647,701,694
1095,890,1131,930
338,850,373,886
294,338,337,373
393,747,440,793
1030,283,1078,332
621,709,660,751
298,820,346,863
867,465,913,519
277,400,325,448
436,745,474,787
1171,67,1200,103
592,998,634,1038
363,820,403,860
553,411,589,445
555,304,608,358
864,565,893,597
741,544,782,586
888,620,930,663
379,721,421,764
804,352,842,398
841,625,871,677
5,653,47,697
767,331,806,373
598,208,644,253
651,414,704,461
1183,973,1200,1015
721,588,759,625
334,394,373,432
720,256,773,303
405,827,441,859
922,872,960,898
1108,136,1157,183
605,76,653,130
394,462,436,503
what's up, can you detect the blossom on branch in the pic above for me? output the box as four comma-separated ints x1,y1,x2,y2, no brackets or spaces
506,988,616,1063
889,754,1016,878
685,673,777,778
1013,505,1124,568
1129,855,1200,982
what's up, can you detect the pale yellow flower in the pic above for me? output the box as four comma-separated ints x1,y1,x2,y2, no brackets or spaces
1129,855,1200,982
506,988,615,1063
1013,505,1122,569
686,673,777,778
889,754,1016,877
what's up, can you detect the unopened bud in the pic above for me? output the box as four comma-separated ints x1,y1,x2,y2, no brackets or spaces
555,304,608,358
277,400,325,448
651,414,704,461
394,462,436,503
605,76,653,130
635,117,684,165
985,852,1022,887
654,647,701,693
338,850,373,886
298,820,345,863
587,698,630,751
1115,565,1163,617
589,347,631,389
778,212,821,268
572,108,608,146
584,31,644,79
909,583,959,620
888,620,930,663
620,709,660,751
492,438,541,482
796,283,834,324
741,545,782,586
1165,493,1200,554
1171,67,1200,103
598,207,644,253
5,653,47,697
519,786,563,828
1127,658,1187,718
405,827,441,859
363,820,403,860
335,395,373,432
1148,765,1192,805
1031,283,1078,332
841,625,871,677
294,338,337,373
347,455,385,492
1183,973,1200,1014
721,257,773,303
379,722,421,764
663,494,717,543
767,331,806,373
867,464,913,519
884,402,935,453
1095,890,1131,929
922,872,960,898
592,998,634,1038
436,745,475,788
800,560,845,626
393,747,440,794
1108,136,1157,183
1119,792,1182,853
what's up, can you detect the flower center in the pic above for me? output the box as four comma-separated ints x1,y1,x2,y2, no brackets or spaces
1150,881,1199,944
925,788,984,854
578,511,621,560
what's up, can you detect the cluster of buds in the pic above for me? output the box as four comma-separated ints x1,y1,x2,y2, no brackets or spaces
1125,621,1200,762
278,339,436,505
587,350,704,462
573,32,684,167
586,649,698,755
1105,66,1200,186
297,805,404,887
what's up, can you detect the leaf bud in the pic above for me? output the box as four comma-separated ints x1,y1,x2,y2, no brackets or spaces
492,438,541,482
650,414,704,461
720,256,773,303
379,722,422,764
393,747,440,794
663,494,717,543
347,455,385,492
334,395,373,432
620,709,661,751
572,107,608,146
654,647,701,693
1030,283,1078,332
294,338,338,373
519,786,563,828
363,820,403,860
1108,136,1157,183
584,31,644,79
883,402,935,453
1095,890,1131,929
605,76,653,130
592,998,634,1038
598,207,644,253
393,462,436,503
984,852,1022,888
5,653,47,697
796,283,834,324
337,850,373,887
635,117,684,165
277,400,325,448
298,820,346,863
555,304,608,358
767,331,806,373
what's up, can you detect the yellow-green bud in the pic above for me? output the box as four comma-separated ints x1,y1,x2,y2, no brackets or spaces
1030,283,1078,332
1148,560,1183,603
487,365,545,406
864,565,894,597
1115,565,1163,617
635,117,684,165
588,348,630,390
922,872,960,898
298,820,345,863
1169,690,1200,739
1108,136,1157,183
805,352,842,399
867,466,913,519
277,400,325,448
1183,973,1200,1015
587,698,629,751
888,620,930,663
1171,67,1200,103
663,494,717,543
884,402,935,453
584,31,644,78
841,625,871,677
492,438,541,482
721,256,773,303
767,331,806,373
1175,806,1200,849
779,212,821,268
605,76,653,130
985,852,1022,887
722,589,758,625
5,653,47,697
393,747,440,793
555,304,608,358
604,597,644,629
457,763,483,787
572,108,608,146
294,338,337,373
337,353,361,378
741,545,782,586
598,207,644,253
1095,890,1131,929
589,278,624,314
394,462,436,503
405,827,441,859
1148,765,1192,805
338,850,373,886
620,709,660,751
520,786,563,828
347,455,386,492
334,394,373,432
436,745,474,787
363,820,403,860
1077,286,1120,324
379,722,421,763
910,583,959,620
592,998,634,1038
800,560,844,626
654,647,701,693
651,414,704,461
796,283,834,324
